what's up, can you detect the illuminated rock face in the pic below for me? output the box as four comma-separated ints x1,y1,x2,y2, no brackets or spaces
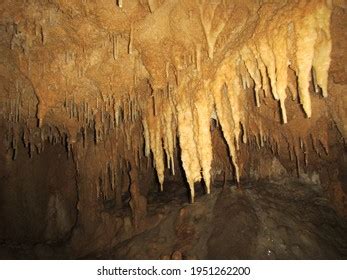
0,0,346,253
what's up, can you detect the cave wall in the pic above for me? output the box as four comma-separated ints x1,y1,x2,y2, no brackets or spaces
0,128,77,243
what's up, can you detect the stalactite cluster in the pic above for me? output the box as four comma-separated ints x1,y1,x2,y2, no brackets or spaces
0,0,340,207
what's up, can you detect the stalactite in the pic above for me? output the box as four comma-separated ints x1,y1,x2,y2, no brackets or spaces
272,25,288,123
128,24,133,55
303,141,308,167
196,43,202,73
295,12,316,118
198,1,226,60
0,0,334,207
259,126,264,148
40,25,44,45
240,47,262,107
212,78,240,183
227,65,244,151
250,44,270,98
257,38,279,100
241,122,247,144
288,143,293,161
194,86,213,194
162,97,175,176
312,3,332,98
12,134,17,160
176,89,201,203
294,144,300,177
37,102,46,128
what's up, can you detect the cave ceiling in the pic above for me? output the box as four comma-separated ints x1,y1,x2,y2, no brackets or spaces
0,0,344,203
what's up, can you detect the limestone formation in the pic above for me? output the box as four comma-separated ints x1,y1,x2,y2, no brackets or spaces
0,0,345,258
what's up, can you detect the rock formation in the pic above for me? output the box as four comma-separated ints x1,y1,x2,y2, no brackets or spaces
0,0,345,259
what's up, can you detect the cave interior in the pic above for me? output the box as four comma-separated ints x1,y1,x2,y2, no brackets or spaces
0,0,346,259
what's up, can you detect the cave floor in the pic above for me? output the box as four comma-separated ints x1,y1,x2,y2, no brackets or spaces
1,180,347,260
95,179,347,260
